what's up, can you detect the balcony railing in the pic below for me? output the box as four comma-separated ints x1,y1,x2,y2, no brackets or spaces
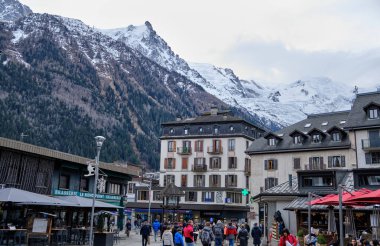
304,163,327,170
362,139,380,150
207,146,223,155
192,164,207,172
177,147,192,155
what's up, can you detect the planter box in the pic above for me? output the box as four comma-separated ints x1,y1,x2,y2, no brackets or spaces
94,232,114,246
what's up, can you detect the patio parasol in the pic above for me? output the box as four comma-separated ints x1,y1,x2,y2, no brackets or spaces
54,195,122,208
345,189,380,205
0,188,73,206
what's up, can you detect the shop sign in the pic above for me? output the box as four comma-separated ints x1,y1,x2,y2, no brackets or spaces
202,212,221,216
225,198,231,203
53,189,121,200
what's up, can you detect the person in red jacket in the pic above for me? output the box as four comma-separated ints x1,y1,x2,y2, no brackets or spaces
279,229,298,246
226,222,238,246
183,220,195,246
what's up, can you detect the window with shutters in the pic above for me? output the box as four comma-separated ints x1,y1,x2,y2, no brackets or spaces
185,191,198,202
312,134,321,143
268,138,276,146
293,158,301,170
264,178,278,190
195,140,204,152
328,156,345,168
226,192,242,203
164,175,175,186
209,140,222,153
153,191,162,201
210,157,221,169
194,175,205,187
214,126,219,135
127,183,136,194
138,191,149,200
293,135,302,145
184,128,189,135
194,157,206,165
264,159,278,170
168,141,176,152
209,175,221,187
365,152,380,165
228,157,237,169
202,192,214,202
182,158,188,170
225,175,237,187
164,158,176,169
228,139,236,151
181,175,187,187
244,158,251,175
309,157,324,170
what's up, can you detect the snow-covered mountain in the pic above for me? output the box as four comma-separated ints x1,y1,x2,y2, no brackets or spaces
102,23,357,128
0,0,31,21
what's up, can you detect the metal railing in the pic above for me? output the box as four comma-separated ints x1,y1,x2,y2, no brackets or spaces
176,147,192,155
362,139,380,149
207,146,223,154
304,163,327,170
192,164,207,172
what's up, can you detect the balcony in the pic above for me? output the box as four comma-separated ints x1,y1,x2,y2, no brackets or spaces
207,146,223,155
177,147,192,155
192,164,207,172
362,139,380,151
304,163,327,170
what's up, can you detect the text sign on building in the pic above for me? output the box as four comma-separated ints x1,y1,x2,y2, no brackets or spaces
53,189,121,200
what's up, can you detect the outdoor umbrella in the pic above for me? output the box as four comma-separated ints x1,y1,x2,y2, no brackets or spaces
310,188,372,206
345,189,380,205
54,195,122,209
0,188,74,206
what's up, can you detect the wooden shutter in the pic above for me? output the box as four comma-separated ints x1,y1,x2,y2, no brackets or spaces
293,158,300,169
275,178,278,186
274,159,278,170
320,157,324,169
264,178,269,190
211,192,215,202
225,175,228,187
328,156,332,168
309,157,312,165
264,160,268,170
202,176,206,186
182,158,188,170
217,175,221,187
365,153,372,164
341,156,346,167
173,141,176,151
164,158,168,169
173,159,176,169
200,140,203,152
181,175,187,187
209,175,213,187
218,157,221,169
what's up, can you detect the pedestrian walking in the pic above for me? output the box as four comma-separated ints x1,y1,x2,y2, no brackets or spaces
238,224,249,246
251,223,262,246
200,222,214,246
184,220,195,246
175,228,185,246
125,219,132,237
213,220,224,246
152,219,161,242
163,225,174,246
279,229,297,246
226,222,238,246
140,220,151,246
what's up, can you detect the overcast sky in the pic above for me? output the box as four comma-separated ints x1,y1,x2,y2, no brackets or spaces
20,0,380,88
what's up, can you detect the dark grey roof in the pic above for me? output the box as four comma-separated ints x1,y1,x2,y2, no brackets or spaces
246,111,351,154
260,177,299,196
345,91,380,129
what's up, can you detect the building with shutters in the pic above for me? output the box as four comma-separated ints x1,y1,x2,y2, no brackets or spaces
126,108,266,223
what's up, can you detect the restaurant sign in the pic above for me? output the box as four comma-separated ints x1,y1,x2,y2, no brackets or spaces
53,189,121,201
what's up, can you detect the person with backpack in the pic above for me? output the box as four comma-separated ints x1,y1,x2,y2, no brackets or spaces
163,225,174,246
175,227,185,246
238,224,249,246
200,222,215,246
226,222,238,246
125,219,132,237
183,220,195,246
213,220,225,246
152,219,161,242
251,223,262,246
140,220,152,246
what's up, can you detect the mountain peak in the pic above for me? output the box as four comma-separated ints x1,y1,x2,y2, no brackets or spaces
0,0,32,22
144,21,153,31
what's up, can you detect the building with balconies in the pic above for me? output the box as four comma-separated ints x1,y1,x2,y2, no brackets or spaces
154,107,266,222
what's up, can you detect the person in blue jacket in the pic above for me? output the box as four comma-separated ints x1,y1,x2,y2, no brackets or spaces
152,219,161,242
175,228,185,246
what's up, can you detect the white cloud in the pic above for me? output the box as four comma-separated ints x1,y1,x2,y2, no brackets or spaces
20,0,380,87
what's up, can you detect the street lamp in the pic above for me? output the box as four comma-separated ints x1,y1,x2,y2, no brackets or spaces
141,175,153,224
89,136,106,246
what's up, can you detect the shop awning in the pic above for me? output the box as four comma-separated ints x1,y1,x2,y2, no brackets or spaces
0,188,74,206
54,195,122,209
345,189,380,205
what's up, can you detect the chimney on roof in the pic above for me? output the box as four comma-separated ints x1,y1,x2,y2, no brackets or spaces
176,115,182,121
289,174,293,188
210,107,218,116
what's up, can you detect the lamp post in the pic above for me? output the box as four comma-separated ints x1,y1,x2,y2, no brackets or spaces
307,192,322,240
89,136,106,246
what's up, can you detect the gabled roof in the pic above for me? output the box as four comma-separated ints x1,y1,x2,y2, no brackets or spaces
326,126,346,135
263,132,283,140
289,130,308,138
246,111,350,154
363,101,380,111
346,91,380,130
307,128,326,137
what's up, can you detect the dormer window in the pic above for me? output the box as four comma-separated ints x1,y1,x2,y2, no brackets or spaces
332,132,341,142
294,135,302,145
230,126,234,131
312,134,321,143
369,108,379,119
214,126,219,135
268,138,276,146
184,128,189,135
169,128,174,134
199,127,203,133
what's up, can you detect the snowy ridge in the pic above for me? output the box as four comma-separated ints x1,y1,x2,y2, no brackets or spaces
0,0,32,22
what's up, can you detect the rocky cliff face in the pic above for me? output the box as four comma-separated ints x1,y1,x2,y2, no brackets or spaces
0,0,31,22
